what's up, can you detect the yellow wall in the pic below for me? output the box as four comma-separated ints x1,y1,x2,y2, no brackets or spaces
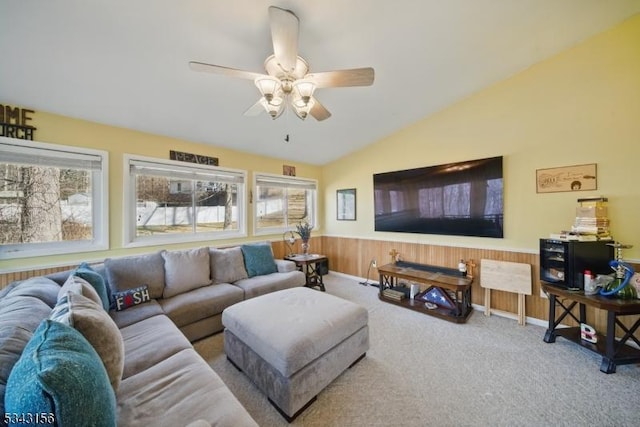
324,14,640,260
4,14,639,273
0,112,323,271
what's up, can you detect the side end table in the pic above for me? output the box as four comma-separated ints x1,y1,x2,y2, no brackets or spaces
284,254,328,292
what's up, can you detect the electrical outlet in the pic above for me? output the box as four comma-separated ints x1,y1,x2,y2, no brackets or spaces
371,259,377,268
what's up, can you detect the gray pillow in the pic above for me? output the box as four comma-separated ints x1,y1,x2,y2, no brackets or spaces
162,247,211,298
210,247,249,284
50,292,124,392
58,274,103,307
105,252,165,299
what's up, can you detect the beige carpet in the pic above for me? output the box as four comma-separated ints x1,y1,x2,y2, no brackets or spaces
193,273,640,427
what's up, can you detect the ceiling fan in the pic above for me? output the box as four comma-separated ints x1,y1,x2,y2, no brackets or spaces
189,6,375,121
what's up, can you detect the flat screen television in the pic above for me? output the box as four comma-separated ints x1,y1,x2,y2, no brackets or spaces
373,156,503,238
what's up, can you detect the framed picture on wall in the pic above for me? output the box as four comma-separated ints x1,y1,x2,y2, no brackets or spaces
337,188,356,221
536,163,597,193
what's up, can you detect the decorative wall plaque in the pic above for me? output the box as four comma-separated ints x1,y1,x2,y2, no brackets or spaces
536,163,597,193
170,150,218,166
0,104,36,140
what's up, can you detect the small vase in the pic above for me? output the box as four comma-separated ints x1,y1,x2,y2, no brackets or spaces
301,241,310,255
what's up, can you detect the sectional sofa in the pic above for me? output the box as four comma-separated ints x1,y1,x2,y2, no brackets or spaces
0,243,306,426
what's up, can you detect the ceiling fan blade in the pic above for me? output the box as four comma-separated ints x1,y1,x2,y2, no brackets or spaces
309,97,331,121
306,67,375,88
268,6,299,73
243,99,266,117
189,61,265,81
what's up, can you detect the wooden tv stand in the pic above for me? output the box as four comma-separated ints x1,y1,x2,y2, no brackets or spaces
377,261,473,323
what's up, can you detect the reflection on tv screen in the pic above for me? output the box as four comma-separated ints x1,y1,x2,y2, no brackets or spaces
373,156,503,238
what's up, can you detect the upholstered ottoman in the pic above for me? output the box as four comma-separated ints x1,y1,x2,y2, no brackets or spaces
222,287,369,421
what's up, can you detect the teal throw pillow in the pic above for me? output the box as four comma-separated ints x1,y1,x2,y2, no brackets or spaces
5,319,117,427
241,244,278,278
73,262,110,311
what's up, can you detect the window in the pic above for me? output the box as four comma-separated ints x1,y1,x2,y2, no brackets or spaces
124,155,246,246
254,173,316,235
0,137,108,259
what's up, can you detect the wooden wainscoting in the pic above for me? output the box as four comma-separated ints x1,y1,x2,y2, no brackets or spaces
321,236,640,336
3,237,638,338
0,264,76,291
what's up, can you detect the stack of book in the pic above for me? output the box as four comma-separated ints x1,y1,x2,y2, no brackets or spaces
570,197,612,240
550,197,612,241
382,288,405,301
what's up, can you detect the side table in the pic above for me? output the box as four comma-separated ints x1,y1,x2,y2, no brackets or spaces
284,254,328,292
541,282,640,373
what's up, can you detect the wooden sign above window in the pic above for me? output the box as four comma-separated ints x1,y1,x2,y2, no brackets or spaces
169,150,218,166
0,104,37,140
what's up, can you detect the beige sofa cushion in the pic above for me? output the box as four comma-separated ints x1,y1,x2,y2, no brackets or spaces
105,252,165,299
159,283,244,328
0,277,60,417
58,274,103,306
116,349,258,427
232,270,305,299
109,299,164,329
210,247,248,284
51,292,125,391
162,247,211,298
119,314,192,379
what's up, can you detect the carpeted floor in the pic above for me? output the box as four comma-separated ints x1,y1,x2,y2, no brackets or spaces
193,273,640,426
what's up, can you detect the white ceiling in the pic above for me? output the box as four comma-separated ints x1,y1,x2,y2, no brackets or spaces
1,1,639,165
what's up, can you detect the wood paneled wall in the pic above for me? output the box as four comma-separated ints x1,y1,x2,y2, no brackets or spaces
0,265,75,290
320,235,640,336
2,236,638,338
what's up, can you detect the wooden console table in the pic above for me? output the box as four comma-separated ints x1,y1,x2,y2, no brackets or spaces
378,261,473,323
541,282,640,373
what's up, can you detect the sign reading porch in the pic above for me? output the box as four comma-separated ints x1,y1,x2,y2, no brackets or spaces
0,104,36,140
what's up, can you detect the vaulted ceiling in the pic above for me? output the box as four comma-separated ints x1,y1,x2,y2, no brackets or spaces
1,1,639,165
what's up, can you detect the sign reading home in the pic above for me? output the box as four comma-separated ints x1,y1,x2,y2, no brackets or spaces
0,104,36,140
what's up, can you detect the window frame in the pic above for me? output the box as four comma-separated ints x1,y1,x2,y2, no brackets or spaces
123,154,247,247
0,136,109,260
253,172,317,236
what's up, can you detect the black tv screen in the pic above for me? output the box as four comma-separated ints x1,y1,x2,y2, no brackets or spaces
373,156,503,238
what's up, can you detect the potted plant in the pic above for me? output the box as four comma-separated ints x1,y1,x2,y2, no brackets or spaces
295,222,313,255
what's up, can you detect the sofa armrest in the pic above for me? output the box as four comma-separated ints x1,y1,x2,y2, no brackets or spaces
275,259,297,273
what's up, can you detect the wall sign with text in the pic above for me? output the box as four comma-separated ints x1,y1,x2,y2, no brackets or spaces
0,104,37,140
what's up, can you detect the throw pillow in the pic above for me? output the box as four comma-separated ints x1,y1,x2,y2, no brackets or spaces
241,243,278,278
5,320,117,427
112,285,151,311
161,247,211,298
49,292,125,391
73,262,110,311
0,291,55,418
2,276,62,308
58,273,103,306
104,252,165,299
210,246,249,284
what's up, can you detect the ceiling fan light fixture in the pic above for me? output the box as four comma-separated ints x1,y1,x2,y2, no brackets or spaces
267,101,285,119
254,76,281,102
293,97,315,120
292,79,316,105
191,7,373,123
269,94,284,106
